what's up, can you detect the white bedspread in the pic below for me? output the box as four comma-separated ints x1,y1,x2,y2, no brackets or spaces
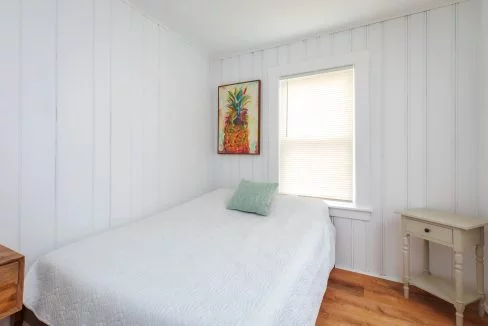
24,189,335,326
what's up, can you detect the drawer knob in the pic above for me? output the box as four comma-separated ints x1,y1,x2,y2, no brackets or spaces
424,228,430,233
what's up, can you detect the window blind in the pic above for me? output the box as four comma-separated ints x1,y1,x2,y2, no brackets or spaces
279,67,354,202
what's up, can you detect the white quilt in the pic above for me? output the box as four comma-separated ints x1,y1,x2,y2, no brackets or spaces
24,189,335,326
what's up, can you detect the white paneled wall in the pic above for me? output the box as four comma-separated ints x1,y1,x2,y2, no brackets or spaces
0,0,212,263
480,0,488,295
481,0,488,211
210,0,483,284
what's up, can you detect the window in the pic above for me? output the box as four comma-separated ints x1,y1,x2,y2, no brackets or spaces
279,67,354,202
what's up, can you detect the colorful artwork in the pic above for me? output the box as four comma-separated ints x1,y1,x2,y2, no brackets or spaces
218,80,260,155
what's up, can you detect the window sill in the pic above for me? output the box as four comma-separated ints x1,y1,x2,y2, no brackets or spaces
324,200,372,221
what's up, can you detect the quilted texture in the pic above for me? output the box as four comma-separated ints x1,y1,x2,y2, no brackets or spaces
226,179,279,216
24,189,335,326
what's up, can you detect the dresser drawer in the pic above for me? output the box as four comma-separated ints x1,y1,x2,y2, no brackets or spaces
405,219,453,245
0,262,20,317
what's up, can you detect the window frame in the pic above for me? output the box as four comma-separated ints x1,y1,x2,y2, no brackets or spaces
268,51,372,220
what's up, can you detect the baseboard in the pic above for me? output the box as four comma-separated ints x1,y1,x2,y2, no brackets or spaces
334,265,403,283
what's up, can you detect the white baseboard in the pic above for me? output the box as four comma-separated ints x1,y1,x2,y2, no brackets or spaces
334,265,403,283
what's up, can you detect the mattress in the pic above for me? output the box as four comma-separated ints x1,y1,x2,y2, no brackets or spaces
24,189,335,326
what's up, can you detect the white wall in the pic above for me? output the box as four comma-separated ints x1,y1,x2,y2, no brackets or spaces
0,0,212,266
480,0,488,216
210,0,483,284
479,0,488,297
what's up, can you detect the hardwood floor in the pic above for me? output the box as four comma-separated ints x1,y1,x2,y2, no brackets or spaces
317,268,488,326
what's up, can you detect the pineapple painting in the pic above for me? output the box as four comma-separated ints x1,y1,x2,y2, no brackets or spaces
218,80,260,155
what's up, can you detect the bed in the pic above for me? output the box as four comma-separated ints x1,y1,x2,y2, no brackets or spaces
23,189,336,326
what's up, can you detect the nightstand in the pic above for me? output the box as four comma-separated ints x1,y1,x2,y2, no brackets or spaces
0,245,24,326
398,209,488,326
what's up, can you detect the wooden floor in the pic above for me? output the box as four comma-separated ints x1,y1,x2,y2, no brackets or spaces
316,268,488,326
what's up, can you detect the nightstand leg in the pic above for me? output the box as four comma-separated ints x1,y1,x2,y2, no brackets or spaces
476,231,485,317
454,251,465,326
423,239,430,274
10,310,23,326
403,234,410,299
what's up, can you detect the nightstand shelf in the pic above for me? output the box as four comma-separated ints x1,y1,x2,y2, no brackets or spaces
410,272,482,305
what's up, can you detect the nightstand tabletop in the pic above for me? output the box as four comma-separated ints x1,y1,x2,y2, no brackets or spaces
397,208,488,230
0,244,23,266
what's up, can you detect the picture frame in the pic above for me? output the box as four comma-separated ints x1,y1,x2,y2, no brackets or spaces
217,80,261,155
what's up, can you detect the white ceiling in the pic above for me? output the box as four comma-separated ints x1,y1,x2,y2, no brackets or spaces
131,0,452,57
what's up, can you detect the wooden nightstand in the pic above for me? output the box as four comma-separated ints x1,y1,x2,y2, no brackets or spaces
0,245,24,326
398,209,488,326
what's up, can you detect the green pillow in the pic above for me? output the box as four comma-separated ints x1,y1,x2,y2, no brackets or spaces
227,180,279,216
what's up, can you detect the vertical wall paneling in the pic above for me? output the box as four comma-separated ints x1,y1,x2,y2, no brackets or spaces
175,44,188,194
0,1,21,250
93,0,111,232
407,12,427,275
129,11,143,221
318,34,332,57
351,26,368,272
480,0,488,219
141,18,159,216
193,51,211,195
158,27,172,209
366,23,384,275
20,0,57,260
211,58,224,188
110,0,132,226
289,40,306,62
330,30,354,270
479,0,488,292
196,51,213,195
426,8,455,212
334,218,352,269
332,30,352,55
267,45,289,183
456,1,478,217
172,35,187,199
238,53,254,181
273,45,289,183
163,33,181,205
382,17,407,277
426,6,455,280
252,51,266,181
277,45,289,67
56,0,94,244
261,47,278,182
305,37,319,60
154,30,212,209
352,27,367,52
456,0,478,287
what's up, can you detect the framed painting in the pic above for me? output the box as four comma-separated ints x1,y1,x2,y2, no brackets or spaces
218,80,261,155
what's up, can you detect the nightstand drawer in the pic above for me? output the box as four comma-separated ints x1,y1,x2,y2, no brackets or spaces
405,219,453,245
0,262,19,315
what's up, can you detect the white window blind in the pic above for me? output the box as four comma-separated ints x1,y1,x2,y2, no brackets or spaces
279,67,354,202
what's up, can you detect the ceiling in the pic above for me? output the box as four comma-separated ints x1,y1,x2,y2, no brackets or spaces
131,0,452,57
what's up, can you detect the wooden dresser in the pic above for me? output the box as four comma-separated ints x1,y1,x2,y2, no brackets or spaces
399,209,488,326
0,245,24,326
